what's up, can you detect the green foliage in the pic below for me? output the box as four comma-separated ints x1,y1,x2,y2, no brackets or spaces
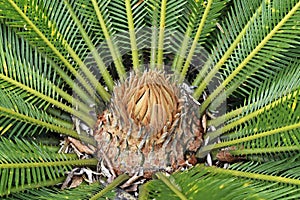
0,88,72,137
0,0,299,199
0,137,98,196
141,162,300,200
3,182,115,200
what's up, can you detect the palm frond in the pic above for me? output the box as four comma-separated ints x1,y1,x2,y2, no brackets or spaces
196,0,300,113
198,60,300,158
105,0,147,71
74,0,127,81
64,0,115,91
0,0,299,198
178,0,230,82
0,22,97,127
192,0,264,90
140,163,300,199
3,182,112,200
212,0,300,104
0,137,98,196
0,0,110,101
171,0,227,74
145,0,188,68
0,88,93,142
0,89,65,136
0,22,60,108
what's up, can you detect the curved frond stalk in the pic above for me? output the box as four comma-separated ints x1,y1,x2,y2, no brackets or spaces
7,182,114,199
0,75,94,127
207,106,244,128
91,0,126,81
198,79,300,156
155,172,188,200
156,0,167,68
193,1,264,98
125,0,140,72
64,0,114,91
0,71,91,118
2,0,110,101
230,145,300,156
200,89,300,151
178,0,213,83
0,138,98,196
0,89,95,144
205,165,300,186
7,177,66,196
208,60,300,128
141,164,300,199
0,23,94,111
0,101,95,145
90,174,129,200
0,106,75,137
7,182,115,200
199,122,300,155
209,90,298,140
0,159,98,169
198,1,300,113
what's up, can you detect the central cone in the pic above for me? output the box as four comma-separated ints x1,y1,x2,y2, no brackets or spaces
127,74,177,129
94,70,204,177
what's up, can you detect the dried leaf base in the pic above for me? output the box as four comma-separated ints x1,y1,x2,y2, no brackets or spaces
94,70,205,178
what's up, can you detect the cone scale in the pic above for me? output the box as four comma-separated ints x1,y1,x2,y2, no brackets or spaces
94,70,204,177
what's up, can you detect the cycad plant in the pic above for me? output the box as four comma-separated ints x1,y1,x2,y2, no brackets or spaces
0,0,300,199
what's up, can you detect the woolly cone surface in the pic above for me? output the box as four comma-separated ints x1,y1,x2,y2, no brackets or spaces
94,70,204,177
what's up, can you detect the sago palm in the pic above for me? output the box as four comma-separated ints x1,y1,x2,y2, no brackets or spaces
0,0,299,199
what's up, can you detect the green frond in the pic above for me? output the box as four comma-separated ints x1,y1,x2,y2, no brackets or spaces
0,88,70,135
0,74,95,128
171,0,227,73
64,0,115,91
0,137,98,196
192,0,264,95
4,182,115,200
67,0,127,80
0,22,95,113
208,59,300,128
198,61,300,157
0,22,59,107
211,1,300,104
0,0,299,198
196,0,300,113
0,0,110,101
215,89,299,157
0,89,96,144
90,174,129,200
140,164,300,199
178,0,213,82
146,0,188,68
227,156,300,188
105,0,147,71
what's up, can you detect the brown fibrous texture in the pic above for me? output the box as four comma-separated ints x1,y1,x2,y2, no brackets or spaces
94,70,204,177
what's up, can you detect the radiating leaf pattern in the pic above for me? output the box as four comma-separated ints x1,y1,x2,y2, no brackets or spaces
0,0,299,199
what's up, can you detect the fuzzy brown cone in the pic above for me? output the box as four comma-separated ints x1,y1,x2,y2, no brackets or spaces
94,70,204,177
